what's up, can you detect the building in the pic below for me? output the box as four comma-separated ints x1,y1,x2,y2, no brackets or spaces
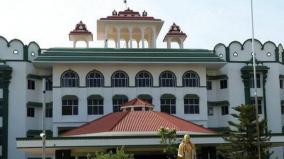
0,6,283,159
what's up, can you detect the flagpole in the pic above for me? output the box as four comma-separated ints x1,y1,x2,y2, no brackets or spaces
250,0,261,159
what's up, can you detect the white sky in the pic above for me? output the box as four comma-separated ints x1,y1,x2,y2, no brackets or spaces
0,0,283,49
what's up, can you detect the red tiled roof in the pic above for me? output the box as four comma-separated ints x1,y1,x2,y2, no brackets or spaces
63,111,214,136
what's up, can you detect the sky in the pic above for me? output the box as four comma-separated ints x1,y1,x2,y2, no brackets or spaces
0,0,283,49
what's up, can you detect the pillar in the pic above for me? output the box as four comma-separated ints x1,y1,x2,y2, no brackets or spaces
141,28,145,48
86,41,89,48
152,26,156,48
167,39,171,49
117,29,121,48
129,27,133,48
180,41,184,49
104,27,109,48
1,66,12,159
73,41,77,48
126,40,129,48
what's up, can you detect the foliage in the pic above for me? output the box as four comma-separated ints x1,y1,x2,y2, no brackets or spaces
158,127,178,159
95,147,134,159
219,104,272,159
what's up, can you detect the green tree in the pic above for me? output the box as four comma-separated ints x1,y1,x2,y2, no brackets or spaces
95,147,134,159
158,127,177,159
219,104,271,159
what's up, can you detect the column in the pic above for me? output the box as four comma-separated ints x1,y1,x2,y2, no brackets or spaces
180,41,184,49
241,70,251,104
167,39,171,49
116,27,121,48
141,28,145,48
104,26,109,48
73,41,76,48
126,40,129,48
1,67,12,159
152,26,156,48
86,41,89,48
129,27,133,48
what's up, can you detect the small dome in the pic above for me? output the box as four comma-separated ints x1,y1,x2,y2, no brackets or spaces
70,21,92,34
120,98,154,112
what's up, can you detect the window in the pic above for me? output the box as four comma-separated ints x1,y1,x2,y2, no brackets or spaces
208,106,214,116
62,96,78,115
61,70,79,87
281,104,284,115
220,79,227,89
88,96,104,115
207,81,212,90
27,107,35,117
86,70,104,87
160,94,176,114
159,71,176,87
111,71,129,87
28,79,35,90
184,96,199,114
46,106,52,117
250,73,261,88
113,95,128,112
45,79,53,91
250,98,262,114
135,71,153,87
137,94,153,104
221,106,229,115
183,71,200,87
280,79,283,89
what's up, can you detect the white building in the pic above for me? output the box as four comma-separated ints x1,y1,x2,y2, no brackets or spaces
0,7,284,159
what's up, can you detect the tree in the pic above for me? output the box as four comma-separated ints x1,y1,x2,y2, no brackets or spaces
95,147,134,159
219,104,271,159
158,127,178,159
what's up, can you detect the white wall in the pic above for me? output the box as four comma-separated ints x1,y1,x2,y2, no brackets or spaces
52,63,209,135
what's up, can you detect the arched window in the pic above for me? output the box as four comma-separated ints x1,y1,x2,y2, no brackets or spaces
159,71,176,87
183,71,200,87
135,71,153,87
86,70,104,87
112,95,128,112
184,94,199,114
61,70,79,87
160,94,176,114
111,71,129,87
137,94,153,104
87,95,104,115
62,95,78,115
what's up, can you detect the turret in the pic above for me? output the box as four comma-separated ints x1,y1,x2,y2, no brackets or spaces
69,21,93,48
163,23,187,49
97,8,164,48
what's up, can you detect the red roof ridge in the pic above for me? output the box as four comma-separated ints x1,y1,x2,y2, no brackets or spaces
156,111,215,133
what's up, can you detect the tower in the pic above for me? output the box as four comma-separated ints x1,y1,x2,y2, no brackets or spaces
69,21,93,48
163,23,187,49
97,8,164,48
